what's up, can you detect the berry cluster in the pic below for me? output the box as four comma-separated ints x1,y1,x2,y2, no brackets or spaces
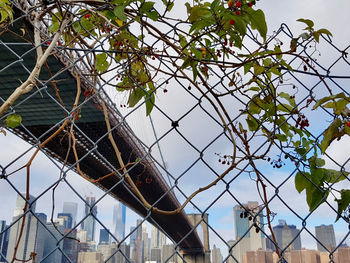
266,156,285,169
295,114,309,129
72,111,81,121
239,209,260,233
227,0,256,17
215,153,232,165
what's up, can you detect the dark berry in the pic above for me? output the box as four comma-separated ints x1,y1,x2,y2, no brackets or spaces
230,19,236,25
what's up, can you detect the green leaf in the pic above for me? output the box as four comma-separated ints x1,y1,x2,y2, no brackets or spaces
192,63,198,81
274,45,282,59
248,9,267,40
145,92,155,116
313,32,320,43
5,113,22,128
320,118,342,154
95,53,109,73
324,169,348,184
246,116,259,131
279,92,296,107
188,6,211,23
295,171,311,193
181,57,192,69
248,96,262,115
48,13,62,32
140,1,155,14
276,134,288,142
317,28,333,37
306,186,327,212
114,6,127,21
312,92,349,110
297,18,314,29
244,62,253,74
128,88,145,107
253,63,265,75
336,190,350,221
315,158,325,167
147,11,158,21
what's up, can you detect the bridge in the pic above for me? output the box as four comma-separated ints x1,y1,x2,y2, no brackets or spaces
0,2,210,262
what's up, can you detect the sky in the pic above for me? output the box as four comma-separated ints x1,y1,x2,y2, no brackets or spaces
1,0,350,260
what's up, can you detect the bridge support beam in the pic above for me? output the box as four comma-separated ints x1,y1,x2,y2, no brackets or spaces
182,252,211,263
180,213,211,263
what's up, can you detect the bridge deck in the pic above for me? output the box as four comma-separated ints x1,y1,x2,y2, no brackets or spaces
0,9,204,254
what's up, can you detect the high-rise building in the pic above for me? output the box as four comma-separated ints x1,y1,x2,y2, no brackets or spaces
113,202,126,242
13,193,36,218
99,229,110,244
42,222,64,263
267,219,302,251
82,196,97,242
142,222,149,261
62,202,78,227
135,219,144,263
6,208,47,263
57,213,73,229
62,229,78,263
315,224,336,252
151,224,166,249
0,220,9,261
129,226,137,262
212,245,223,263
232,201,266,262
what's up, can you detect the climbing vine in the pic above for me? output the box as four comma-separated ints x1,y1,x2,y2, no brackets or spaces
0,0,349,260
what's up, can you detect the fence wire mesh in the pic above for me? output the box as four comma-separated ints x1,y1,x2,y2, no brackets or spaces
0,1,350,263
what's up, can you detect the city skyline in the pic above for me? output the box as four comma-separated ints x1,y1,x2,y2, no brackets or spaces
1,194,348,263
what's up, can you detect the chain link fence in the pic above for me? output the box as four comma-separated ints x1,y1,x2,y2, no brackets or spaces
0,1,350,263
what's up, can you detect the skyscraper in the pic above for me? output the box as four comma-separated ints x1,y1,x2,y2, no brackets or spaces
151,224,166,249
6,195,47,263
57,213,73,229
212,245,223,263
315,224,336,251
81,196,97,241
0,220,9,261
13,193,36,218
232,201,266,262
113,202,126,241
42,222,64,263
62,202,78,227
99,229,110,244
267,219,302,251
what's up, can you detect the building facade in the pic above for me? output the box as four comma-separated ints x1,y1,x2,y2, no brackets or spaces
82,196,97,242
62,202,78,227
113,202,126,242
57,213,73,229
315,224,336,252
267,219,302,251
0,220,9,262
232,201,266,262
212,245,223,263
99,229,110,244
